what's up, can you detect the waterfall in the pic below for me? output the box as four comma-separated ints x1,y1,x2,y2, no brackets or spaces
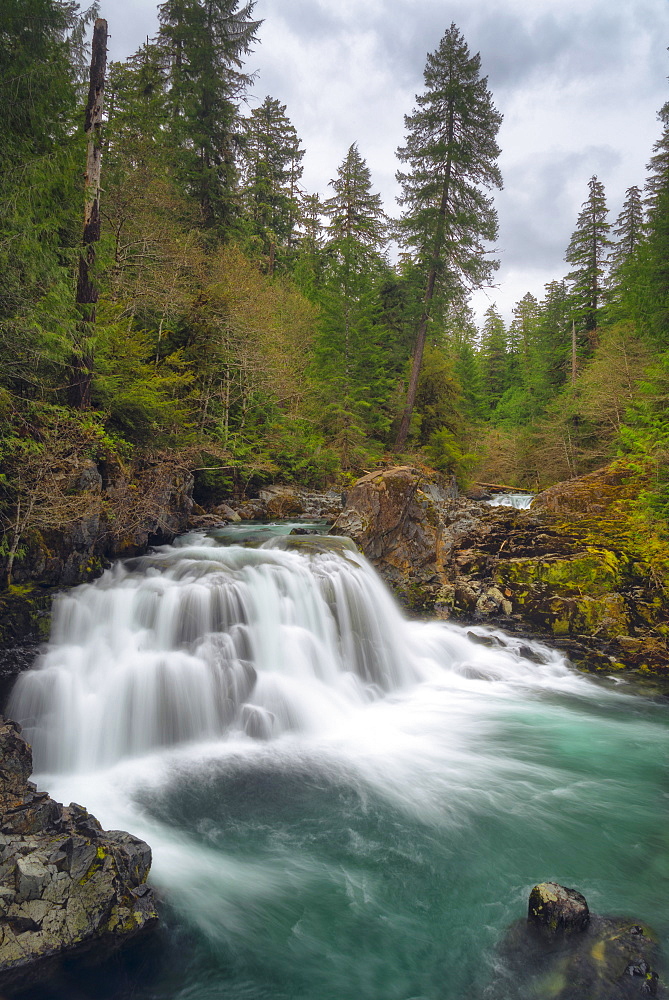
486,492,534,509
9,534,430,772
7,528,667,1000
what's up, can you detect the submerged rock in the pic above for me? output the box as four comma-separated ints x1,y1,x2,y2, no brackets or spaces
490,882,665,1000
0,717,158,993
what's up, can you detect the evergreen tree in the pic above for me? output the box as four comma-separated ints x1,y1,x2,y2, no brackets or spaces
535,279,573,392
157,0,261,229
314,146,393,453
610,185,644,267
638,101,669,344
324,143,387,249
240,96,304,272
565,175,611,339
393,23,502,448
478,304,509,412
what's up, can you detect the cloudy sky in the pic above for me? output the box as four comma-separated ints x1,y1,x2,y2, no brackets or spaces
105,0,669,324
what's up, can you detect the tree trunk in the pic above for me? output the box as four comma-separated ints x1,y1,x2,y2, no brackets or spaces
394,100,455,452
394,157,454,450
69,18,107,409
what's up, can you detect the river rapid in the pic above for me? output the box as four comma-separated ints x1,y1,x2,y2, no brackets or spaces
7,522,668,1000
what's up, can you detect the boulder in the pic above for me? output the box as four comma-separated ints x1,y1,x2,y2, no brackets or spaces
528,881,590,936
258,486,305,518
0,718,158,993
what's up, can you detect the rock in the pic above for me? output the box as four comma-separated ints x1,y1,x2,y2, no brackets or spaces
331,466,460,610
528,881,590,936
258,486,305,518
0,718,158,993
332,463,669,677
213,503,241,522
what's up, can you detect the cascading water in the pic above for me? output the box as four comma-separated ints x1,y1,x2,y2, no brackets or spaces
7,526,668,1000
486,492,535,509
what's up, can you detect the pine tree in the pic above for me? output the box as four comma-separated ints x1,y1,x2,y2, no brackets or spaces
157,0,261,229
610,185,644,266
639,101,669,343
393,23,503,448
565,175,611,339
324,143,387,249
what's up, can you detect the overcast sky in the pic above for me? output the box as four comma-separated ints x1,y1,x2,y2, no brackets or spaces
105,0,669,324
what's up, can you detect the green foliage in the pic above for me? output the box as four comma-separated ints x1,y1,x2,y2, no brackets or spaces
92,316,195,444
423,427,475,482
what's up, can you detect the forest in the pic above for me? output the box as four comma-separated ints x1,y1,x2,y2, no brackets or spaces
3,0,669,553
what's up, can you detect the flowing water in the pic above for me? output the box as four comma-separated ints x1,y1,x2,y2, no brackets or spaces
487,493,535,509
7,523,668,1000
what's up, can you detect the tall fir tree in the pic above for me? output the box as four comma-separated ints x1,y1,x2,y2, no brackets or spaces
240,96,304,272
565,175,611,340
639,101,669,344
478,304,509,412
157,0,260,229
315,146,393,455
393,23,503,448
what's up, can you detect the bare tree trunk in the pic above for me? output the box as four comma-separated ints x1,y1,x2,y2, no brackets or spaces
571,320,577,386
69,18,108,409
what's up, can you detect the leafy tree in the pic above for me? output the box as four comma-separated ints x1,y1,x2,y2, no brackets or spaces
565,175,611,340
393,23,503,448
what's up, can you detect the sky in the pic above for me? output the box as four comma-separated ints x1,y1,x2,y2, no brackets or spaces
104,0,669,325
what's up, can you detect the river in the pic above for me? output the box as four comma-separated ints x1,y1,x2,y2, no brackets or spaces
7,522,668,999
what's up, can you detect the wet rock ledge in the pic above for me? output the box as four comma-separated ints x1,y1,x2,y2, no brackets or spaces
0,717,157,993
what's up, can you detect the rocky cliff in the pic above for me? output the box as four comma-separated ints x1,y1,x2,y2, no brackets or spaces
332,464,669,677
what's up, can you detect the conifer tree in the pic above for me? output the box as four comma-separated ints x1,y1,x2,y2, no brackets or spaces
157,0,261,229
565,175,611,338
479,304,509,411
315,146,392,451
241,96,304,272
393,23,503,448
610,185,644,267
639,101,669,343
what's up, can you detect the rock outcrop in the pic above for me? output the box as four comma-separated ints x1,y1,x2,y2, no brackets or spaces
332,464,669,676
0,718,158,992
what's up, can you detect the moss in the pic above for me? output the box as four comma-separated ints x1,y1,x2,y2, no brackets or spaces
78,845,107,885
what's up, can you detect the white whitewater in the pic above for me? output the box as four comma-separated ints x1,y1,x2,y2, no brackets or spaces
486,492,534,509
11,530,573,776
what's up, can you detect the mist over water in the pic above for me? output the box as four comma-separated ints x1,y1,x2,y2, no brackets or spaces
8,526,668,1000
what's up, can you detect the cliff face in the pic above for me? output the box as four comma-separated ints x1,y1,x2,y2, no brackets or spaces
333,465,669,677
0,718,158,992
